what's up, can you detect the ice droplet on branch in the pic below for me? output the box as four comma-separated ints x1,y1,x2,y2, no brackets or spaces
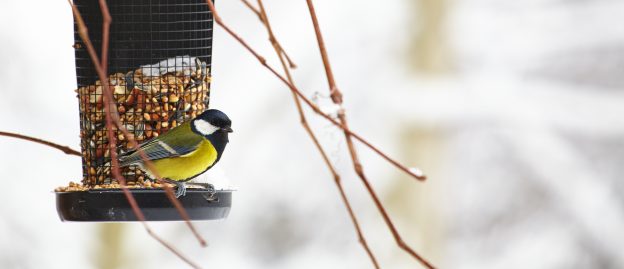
409,167,424,177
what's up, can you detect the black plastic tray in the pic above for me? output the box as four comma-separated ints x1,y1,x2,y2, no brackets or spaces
56,189,231,222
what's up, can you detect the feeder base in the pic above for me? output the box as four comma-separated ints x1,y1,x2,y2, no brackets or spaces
56,189,232,222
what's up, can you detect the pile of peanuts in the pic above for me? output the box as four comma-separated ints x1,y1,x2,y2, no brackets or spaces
74,57,210,187
54,180,176,192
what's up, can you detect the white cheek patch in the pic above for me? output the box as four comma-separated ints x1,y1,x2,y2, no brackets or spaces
193,119,220,135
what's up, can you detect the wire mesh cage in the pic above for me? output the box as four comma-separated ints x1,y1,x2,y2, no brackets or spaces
56,0,232,221
75,0,213,186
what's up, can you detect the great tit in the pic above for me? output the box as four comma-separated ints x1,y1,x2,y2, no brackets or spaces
119,109,233,197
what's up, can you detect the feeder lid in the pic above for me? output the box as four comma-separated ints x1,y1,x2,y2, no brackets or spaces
56,189,232,222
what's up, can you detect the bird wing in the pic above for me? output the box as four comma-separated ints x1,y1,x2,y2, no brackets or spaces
118,122,204,166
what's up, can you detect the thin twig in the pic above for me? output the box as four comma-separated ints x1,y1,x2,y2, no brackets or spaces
211,0,431,266
100,0,207,247
82,0,207,248
241,0,261,18
280,43,297,69
204,0,425,181
240,0,297,68
98,0,111,73
0,131,81,156
304,1,434,268
69,2,205,267
250,1,379,268
304,4,340,104
80,0,207,247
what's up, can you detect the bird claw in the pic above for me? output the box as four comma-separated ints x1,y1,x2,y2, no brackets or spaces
176,184,186,198
205,183,215,195
168,181,187,198
165,181,215,199
187,183,217,202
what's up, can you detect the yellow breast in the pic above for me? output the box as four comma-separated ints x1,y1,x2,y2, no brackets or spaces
151,139,218,181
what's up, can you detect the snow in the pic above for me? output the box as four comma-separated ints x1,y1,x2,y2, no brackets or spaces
141,55,198,77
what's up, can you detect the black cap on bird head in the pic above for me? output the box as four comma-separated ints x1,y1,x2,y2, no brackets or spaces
191,109,233,136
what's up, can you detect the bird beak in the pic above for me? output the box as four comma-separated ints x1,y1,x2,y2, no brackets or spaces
221,126,233,133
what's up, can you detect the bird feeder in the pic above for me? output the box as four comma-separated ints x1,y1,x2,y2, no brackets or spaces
56,0,232,221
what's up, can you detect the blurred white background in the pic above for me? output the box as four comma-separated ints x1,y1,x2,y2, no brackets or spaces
1,0,624,268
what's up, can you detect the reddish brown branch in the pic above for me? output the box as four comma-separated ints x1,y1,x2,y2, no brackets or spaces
347,117,436,268
304,3,341,104
240,0,297,68
254,1,297,69
144,224,202,268
304,1,434,268
69,1,205,267
281,46,297,68
241,0,261,18
73,0,207,248
98,0,111,73
0,131,81,156
216,0,431,266
103,1,206,244
75,0,207,248
247,0,379,267
205,0,424,181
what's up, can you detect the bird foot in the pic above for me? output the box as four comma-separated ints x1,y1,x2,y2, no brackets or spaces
174,182,187,198
203,183,217,202
163,179,187,198
187,183,217,201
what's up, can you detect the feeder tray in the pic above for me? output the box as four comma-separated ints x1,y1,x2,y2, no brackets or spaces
56,189,232,222
56,0,230,222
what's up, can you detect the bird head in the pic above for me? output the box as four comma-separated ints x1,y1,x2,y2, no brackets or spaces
191,109,233,137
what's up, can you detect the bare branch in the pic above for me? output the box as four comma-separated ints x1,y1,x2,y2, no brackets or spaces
304,1,434,268
78,0,207,248
0,131,81,156
205,0,425,181
248,0,379,267
241,0,261,18
303,3,341,104
69,1,206,266
98,0,111,73
79,0,207,247
144,224,202,268
240,0,297,69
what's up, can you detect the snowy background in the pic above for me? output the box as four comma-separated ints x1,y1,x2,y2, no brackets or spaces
1,0,624,268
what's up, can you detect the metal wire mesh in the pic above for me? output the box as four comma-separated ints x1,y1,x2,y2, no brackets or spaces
74,0,214,186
